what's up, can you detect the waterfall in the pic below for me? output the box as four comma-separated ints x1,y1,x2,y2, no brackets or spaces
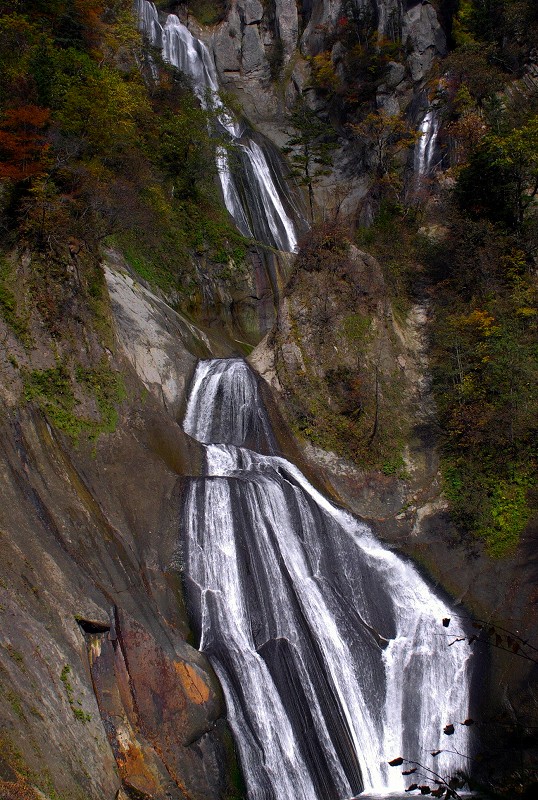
414,108,440,179
135,1,298,252
181,358,473,800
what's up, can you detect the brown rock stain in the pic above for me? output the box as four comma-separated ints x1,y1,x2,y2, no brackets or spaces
174,661,210,705
116,736,161,798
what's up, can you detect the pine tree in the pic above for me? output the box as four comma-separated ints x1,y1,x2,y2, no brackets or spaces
282,98,336,220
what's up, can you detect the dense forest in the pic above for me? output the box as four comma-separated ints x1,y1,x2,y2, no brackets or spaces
0,0,254,448
425,0,538,557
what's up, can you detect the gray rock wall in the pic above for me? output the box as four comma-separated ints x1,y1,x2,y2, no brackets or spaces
205,0,447,221
0,260,241,800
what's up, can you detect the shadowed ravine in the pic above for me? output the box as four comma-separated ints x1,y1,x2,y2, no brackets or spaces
180,359,473,800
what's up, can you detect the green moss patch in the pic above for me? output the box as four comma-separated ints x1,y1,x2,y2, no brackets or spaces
23,360,126,444
0,257,29,342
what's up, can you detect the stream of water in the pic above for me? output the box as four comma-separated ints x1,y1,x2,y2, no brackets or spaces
413,108,440,184
135,0,298,252
181,358,473,800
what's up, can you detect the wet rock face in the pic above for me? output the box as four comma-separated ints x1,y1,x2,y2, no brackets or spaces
0,263,239,800
88,611,226,800
0,394,236,800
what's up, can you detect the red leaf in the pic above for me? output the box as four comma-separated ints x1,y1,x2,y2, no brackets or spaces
403,768,418,775
442,618,451,627
443,724,455,735
0,104,50,181
406,784,418,792
462,718,474,726
389,757,404,766
431,750,442,757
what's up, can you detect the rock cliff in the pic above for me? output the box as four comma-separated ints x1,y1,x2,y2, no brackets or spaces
0,252,242,800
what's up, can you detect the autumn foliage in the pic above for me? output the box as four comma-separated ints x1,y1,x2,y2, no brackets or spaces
0,0,247,336
0,105,50,181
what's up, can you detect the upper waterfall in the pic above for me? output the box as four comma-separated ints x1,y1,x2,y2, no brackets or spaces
181,358,474,800
135,0,298,252
414,108,440,179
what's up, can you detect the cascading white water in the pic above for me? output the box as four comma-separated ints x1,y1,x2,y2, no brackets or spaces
135,0,162,46
181,358,473,800
247,141,297,253
135,0,298,252
414,109,440,179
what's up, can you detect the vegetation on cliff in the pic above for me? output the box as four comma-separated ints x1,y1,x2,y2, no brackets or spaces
0,0,250,442
0,1,536,797
273,1,537,558
1,1,535,550
270,221,410,476
426,0,538,556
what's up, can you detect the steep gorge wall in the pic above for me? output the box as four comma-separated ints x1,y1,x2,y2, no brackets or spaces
208,0,445,123
205,0,446,220
0,252,243,800
249,239,538,769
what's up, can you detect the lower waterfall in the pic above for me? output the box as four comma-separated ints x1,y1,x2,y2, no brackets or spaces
181,359,472,799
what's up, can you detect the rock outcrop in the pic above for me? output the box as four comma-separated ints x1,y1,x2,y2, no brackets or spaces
403,1,446,82
206,0,448,221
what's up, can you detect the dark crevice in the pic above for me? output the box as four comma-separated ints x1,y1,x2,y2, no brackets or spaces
76,617,111,634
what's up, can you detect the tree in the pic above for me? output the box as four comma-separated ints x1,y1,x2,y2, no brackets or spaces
457,116,538,230
488,117,538,229
452,1,538,72
311,51,339,94
156,100,217,202
0,105,50,182
282,98,336,220
52,50,149,154
443,44,505,106
350,110,417,205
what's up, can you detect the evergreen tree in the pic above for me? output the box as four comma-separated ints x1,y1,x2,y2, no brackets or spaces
282,98,336,220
